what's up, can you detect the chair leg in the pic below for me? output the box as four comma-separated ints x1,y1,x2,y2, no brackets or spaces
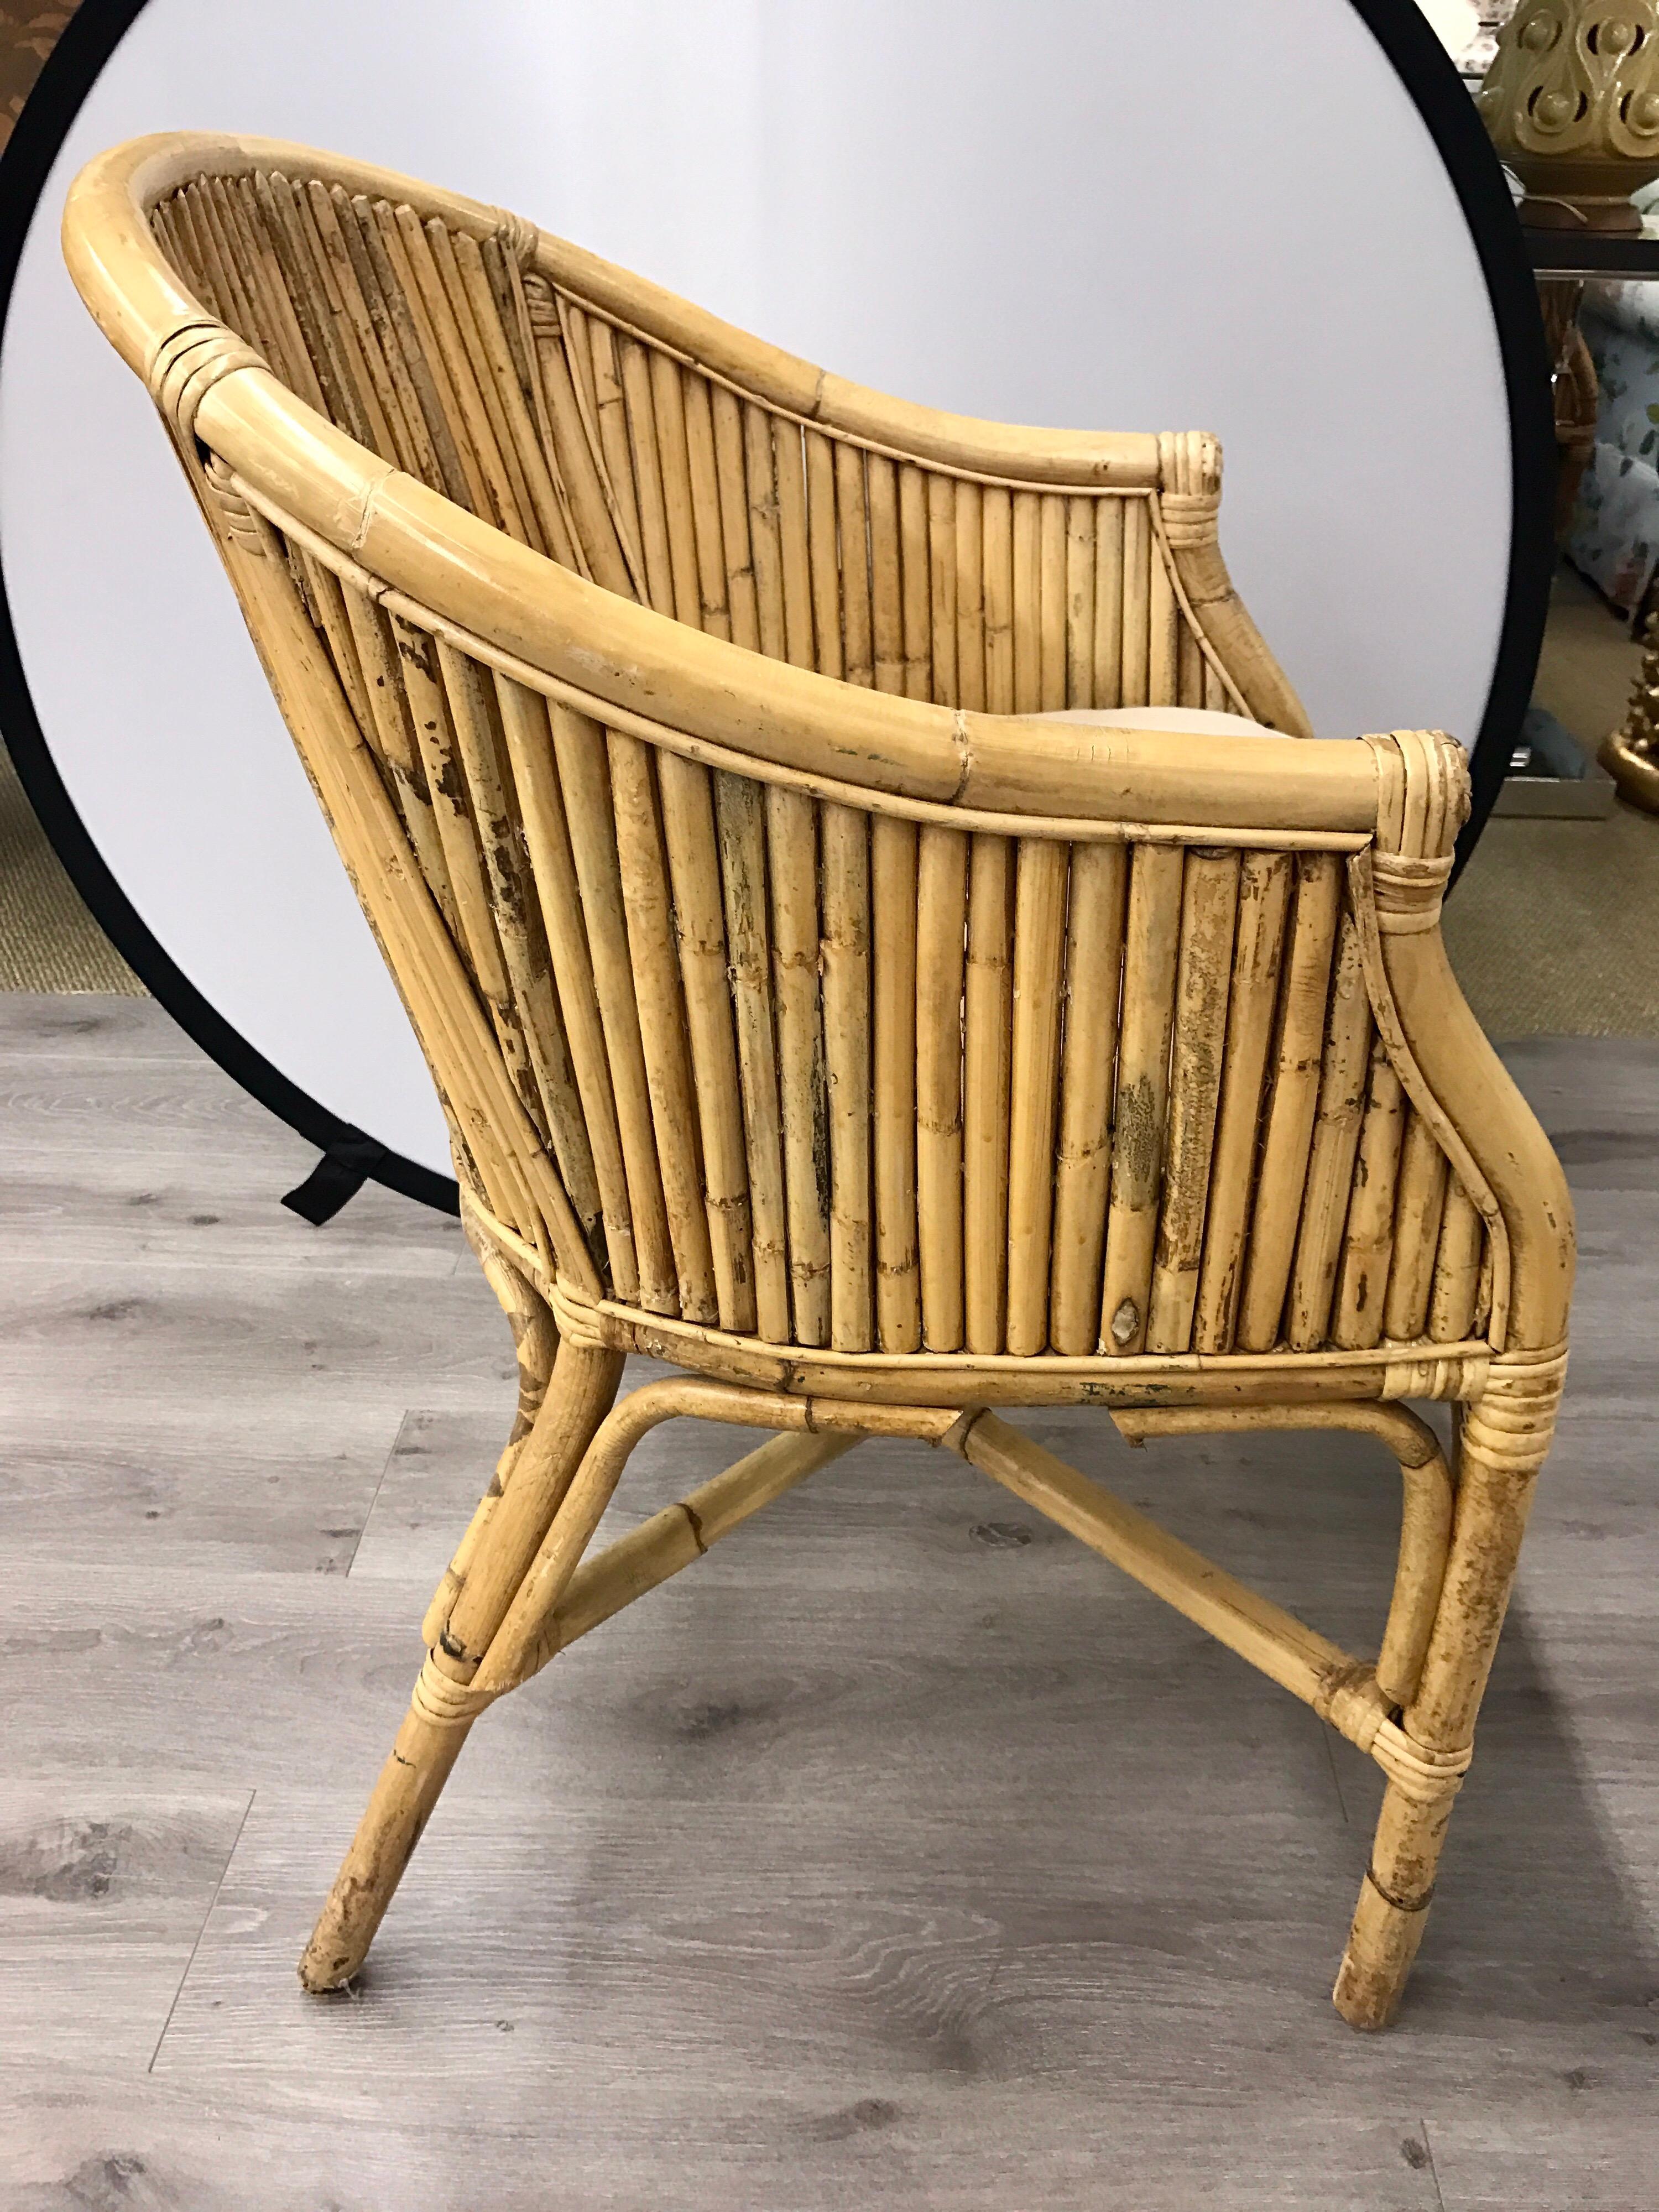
1332,1348,1564,2028
298,1339,623,1991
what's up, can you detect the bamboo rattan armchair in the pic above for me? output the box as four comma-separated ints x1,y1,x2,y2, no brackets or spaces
64,134,1574,2031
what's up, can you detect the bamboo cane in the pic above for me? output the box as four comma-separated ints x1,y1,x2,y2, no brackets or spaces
1192,850,1293,1352
954,479,986,712
1048,841,1128,1354
650,349,703,627
872,814,921,1351
1147,848,1241,1353
547,703,676,1311
1285,915,1373,1350
836,440,874,688
869,452,905,695
1006,837,1070,1355
1093,495,1126,709
983,486,1015,715
1332,1039,1408,1350
963,833,1014,1351
1234,853,1343,1351
916,822,969,1350
618,335,675,616
745,400,786,661
927,469,958,707
767,784,831,1345
1011,488,1040,716
657,748,755,1332
607,729,718,1319
775,417,816,671
682,370,731,640
711,382,758,650
805,428,842,680
899,462,932,701
1384,1109,1451,1344
821,801,874,1349
715,770,791,1341
1040,492,1068,711
1099,842,1183,1354
1120,497,1151,705
1428,1180,1484,1343
496,674,639,1300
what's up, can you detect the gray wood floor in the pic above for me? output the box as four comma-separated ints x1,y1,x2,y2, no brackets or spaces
1,995,1655,2210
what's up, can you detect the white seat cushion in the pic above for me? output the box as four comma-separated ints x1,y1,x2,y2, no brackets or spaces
1036,706,1275,738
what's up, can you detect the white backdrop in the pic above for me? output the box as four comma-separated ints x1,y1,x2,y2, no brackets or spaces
0,0,1511,1181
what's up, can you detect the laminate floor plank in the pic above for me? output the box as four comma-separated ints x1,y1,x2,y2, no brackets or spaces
2,1012,1655,2207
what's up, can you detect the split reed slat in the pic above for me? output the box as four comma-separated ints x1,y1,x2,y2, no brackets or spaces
1120,498,1152,705
1149,529,1180,706
1100,843,1185,1354
926,471,959,706
869,455,905,695
1428,1178,1484,1343
649,352,703,627
1147,848,1241,1354
547,703,677,1312
1192,851,1293,1353
774,418,815,669
915,823,969,1350
338,583,457,936
954,479,987,712
1048,842,1129,1354
1065,495,1096,710
766,785,831,1345
355,197,476,508
745,401,787,661
583,312,650,592
1006,836,1070,1354
1040,493,1068,710
496,675,639,1301
805,429,843,681
656,749,755,1332
437,638,601,1227
682,372,731,640
899,463,932,700
1284,915,1374,1352
1331,1041,1408,1350
872,814,921,1350
606,728,718,1321
1383,1108,1451,1343
820,802,874,1349
1011,489,1041,716
619,336,676,617
963,833,1013,1350
836,440,874,687
1093,497,1126,709
714,771,791,1341
1234,854,1343,1352
983,486,1015,714
711,384,757,649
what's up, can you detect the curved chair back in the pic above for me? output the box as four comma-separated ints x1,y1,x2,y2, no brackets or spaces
62,134,1567,1394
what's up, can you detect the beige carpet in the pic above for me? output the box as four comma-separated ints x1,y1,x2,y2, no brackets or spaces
0,740,142,993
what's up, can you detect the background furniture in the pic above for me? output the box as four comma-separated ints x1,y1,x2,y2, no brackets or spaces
65,131,1573,2034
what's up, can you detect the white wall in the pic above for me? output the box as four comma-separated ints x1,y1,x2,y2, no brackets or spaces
0,0,1512,1181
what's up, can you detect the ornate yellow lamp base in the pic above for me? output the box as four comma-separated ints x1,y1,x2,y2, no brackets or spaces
1480,1,1659,233
1599,609,1659,811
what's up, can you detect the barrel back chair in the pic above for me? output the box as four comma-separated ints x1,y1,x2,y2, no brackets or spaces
64,134,1573,2032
